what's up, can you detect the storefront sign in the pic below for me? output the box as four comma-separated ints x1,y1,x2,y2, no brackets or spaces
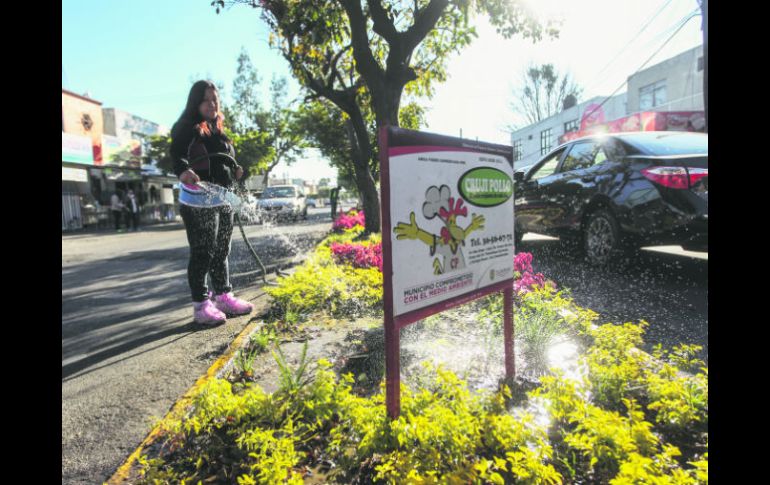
560,111,706,144
102,167,142,181
62,132,94,165
102,134,142,168
62,166,89,182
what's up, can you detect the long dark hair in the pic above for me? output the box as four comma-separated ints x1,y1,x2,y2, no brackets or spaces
173,80,226,138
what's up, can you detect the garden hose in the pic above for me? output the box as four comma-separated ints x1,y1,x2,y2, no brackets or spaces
180,152,279,285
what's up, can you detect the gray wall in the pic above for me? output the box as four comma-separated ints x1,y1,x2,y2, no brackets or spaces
627,45,704,113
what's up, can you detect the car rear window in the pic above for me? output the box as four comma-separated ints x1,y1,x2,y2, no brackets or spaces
624,133,708,156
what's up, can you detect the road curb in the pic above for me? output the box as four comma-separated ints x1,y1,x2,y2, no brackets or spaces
105,252,314,484
105,314,263,484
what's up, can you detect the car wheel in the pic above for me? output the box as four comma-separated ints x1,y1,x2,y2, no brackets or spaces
302,207,308,220
583,209,623,266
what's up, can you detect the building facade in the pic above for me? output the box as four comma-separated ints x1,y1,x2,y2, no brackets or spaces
510,44,705,170
62,90,104,230
62,89,177,231
626,45,704,113
510,93,627,169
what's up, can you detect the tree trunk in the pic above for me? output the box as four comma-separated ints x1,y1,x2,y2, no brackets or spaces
356,163,381,235
261,157,282,187
344,113,381,235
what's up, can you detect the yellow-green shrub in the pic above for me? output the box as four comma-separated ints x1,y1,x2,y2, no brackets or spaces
266,243,383,319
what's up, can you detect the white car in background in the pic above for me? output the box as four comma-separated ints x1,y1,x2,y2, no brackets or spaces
258,185,308,222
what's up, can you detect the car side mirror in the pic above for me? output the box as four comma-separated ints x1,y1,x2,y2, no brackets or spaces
514,171,525,183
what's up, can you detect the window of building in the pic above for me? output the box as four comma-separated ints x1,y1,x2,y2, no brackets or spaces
540,129,552,155
639,80,667,110
697,56,704,71
564,119,579,133
513,139,523,161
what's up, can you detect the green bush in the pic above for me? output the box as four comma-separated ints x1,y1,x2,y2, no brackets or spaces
265,243,383,320
139,265,707,484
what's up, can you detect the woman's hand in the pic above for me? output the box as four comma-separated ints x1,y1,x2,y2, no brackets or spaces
180,169,200,185
235,166,244,180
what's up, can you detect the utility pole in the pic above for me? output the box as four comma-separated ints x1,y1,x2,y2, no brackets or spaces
704,0,707,131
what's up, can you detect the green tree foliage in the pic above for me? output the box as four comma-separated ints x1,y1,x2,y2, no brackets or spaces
215,0,556,234
149,49,305,183
256,76,308,185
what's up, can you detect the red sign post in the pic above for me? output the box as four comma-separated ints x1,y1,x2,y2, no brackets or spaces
379,126,516,419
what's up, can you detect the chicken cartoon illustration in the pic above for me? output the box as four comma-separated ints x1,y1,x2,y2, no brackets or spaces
394,185,485,275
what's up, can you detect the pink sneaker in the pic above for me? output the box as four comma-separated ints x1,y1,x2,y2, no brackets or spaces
214,292,254,316
193,299,227,325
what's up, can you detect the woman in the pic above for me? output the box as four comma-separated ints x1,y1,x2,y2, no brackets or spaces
170,80,254,325
110,190,125,232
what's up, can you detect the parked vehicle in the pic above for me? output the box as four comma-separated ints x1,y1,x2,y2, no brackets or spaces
258,185,308,222
514,131,707,265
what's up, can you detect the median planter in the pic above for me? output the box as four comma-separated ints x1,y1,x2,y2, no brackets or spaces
132,224,707,484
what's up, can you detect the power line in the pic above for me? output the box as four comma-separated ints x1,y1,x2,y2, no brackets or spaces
511,10,701,166
583,0,675,92
640,6,700,49
580,10,701,125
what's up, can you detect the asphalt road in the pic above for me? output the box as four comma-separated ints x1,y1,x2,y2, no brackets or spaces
61,207,332,485
517,233,708,358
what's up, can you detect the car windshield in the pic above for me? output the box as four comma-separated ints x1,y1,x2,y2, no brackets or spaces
623,133,707,156
261,187,296,198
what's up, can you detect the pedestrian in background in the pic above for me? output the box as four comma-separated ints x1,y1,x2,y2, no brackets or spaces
125,189,141,231
110,190,125,232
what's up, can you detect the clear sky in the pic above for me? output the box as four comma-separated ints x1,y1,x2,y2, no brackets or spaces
62,0,703,183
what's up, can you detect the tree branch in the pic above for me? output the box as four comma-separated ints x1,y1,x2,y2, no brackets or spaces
367,0,399,44
403,0,449,55
339,0,386,87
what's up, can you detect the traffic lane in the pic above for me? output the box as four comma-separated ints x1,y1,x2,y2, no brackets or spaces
62,219,331,376
517,234,708,358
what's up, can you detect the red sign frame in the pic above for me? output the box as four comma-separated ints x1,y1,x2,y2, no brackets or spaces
379,126,516,418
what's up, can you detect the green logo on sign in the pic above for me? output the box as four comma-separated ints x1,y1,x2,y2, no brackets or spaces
458,167,513,207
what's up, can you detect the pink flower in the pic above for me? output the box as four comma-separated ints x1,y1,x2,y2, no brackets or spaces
332,210,366,232
512,252,553,295
330,241,382,271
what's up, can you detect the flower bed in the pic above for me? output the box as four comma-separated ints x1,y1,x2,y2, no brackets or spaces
267,221,552,325
264,228,383,320
332,209,365,232
330,241,383,271
134,221,707,483
137,284,707,484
